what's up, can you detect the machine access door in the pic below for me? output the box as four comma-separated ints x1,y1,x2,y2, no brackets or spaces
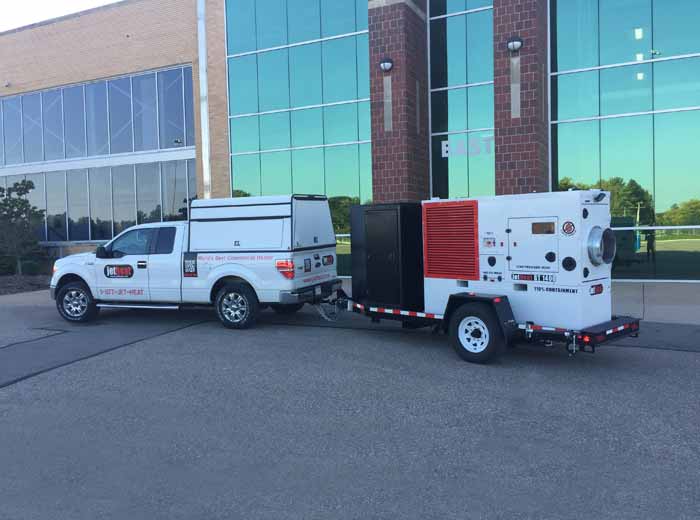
507,217,559,273
365,209,401,305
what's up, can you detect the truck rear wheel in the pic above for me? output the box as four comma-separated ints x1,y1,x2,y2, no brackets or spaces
215,282,259,329
270,303,304,314
56,282,99,323
448,303,504,364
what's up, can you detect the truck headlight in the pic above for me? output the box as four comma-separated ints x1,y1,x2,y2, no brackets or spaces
587,226,616,266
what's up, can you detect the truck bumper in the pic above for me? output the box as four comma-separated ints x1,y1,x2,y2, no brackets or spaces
279,279,342,305
49,286,56,300
576,316,641,347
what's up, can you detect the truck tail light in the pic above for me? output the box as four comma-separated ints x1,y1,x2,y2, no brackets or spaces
322,255,334,266
275,259,295,280
589,284,604,295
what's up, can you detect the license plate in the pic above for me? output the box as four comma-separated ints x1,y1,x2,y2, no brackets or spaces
314,286,322,297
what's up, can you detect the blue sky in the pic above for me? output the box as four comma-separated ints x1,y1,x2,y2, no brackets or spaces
0,0,123,32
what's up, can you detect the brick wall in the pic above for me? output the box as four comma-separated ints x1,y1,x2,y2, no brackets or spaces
493,0,549,195
369,0,430,203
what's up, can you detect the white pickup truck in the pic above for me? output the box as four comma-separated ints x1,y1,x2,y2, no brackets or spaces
50,195,341,329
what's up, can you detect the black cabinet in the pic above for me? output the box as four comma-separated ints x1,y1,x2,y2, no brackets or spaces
351,202,424,311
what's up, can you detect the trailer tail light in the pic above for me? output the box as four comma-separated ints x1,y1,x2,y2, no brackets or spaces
275,260,295,279
589,284,604,295
322,255,334,266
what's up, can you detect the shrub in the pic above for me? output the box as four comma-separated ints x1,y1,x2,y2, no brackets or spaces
21,260,41,276
0,256,15,276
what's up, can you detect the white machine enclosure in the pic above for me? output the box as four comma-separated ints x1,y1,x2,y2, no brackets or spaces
50,195,338,306
423,191,614,331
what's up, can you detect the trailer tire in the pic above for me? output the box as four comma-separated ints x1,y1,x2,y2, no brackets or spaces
449,303,504,363
56,282,99,323
215,282,259,329
270,303,304,314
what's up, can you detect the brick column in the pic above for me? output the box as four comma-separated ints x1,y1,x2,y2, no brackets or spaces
369,0,430,203
493,0,549,194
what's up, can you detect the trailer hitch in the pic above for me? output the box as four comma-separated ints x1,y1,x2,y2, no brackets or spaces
313,288,349,322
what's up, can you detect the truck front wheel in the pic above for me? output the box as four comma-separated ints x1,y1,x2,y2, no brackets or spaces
215,282,259,329
56,282,99,323
448,303,504,364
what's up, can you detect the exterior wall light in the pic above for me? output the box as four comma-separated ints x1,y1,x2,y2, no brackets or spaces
507,37,523,53
379,58,393,72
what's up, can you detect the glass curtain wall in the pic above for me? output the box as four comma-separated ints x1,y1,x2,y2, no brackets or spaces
551,0,700,280
0,66,195,167
225,0,371,236
429,0,495,199
0,160,195,242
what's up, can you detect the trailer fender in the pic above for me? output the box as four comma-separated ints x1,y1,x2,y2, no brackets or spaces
443,293,518,344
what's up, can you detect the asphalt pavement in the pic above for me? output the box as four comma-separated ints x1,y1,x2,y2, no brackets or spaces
1,290,699,519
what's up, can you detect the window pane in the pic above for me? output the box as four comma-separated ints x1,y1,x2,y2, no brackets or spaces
162,161,188,221
291,148,324,194
554,71,599,120
22,93,42,163
257,0,287,49
0,102,4,165
136,163,161,224
356,0,368,31
89,167,112,240
468,131,495,197
653,0,700,58
601,116,654,225
430,0,491,16
85,81,109,156
42,89,64,161
261,151,292,195
431,90,456,134
111,228,155,256
554,0,598,71
600,64,652,116
599,0,651,65
358,100,370,141
26,173,46,241
132,73,158,151
554,120,600,189
357,34,369,99
3,98,23,164
155,227,176,254
291,108,323,147
258,49,290,111
226,0,256,54
230,116,260,153
323,37,358,103
325,144,359,234
654,58,700,111
289,43,322,107
430,17,467,89
612,229,700,280
46,172,67,241
321,0,355,38
467,10,493,83
323,103,358,144
288,0,320,43
187,159,197,201
228,55,258,115
108,78,133,154
184,67,195,147
157,69,185,148
232,154,261,196
468,84,494,129
359,142,372,204
112,165,135,234
67,169,89,241
63,86,86,158
654,110,700,226
260,112,290,150
433,134,468,198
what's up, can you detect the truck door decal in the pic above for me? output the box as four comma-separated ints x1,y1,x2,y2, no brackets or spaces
104,265,134,278
183,253,198,277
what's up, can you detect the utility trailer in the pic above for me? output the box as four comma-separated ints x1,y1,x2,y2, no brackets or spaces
346,191,640,363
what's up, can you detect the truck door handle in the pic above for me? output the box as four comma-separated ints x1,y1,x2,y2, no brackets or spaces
137,261,147,269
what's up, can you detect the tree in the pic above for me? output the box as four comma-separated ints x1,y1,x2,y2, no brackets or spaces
0,180,45,275
657,199,700,226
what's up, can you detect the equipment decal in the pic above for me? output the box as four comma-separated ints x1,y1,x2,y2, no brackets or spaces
562,221,576,235
512,273,556,283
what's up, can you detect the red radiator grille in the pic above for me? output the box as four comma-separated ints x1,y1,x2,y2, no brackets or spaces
422,200,479,280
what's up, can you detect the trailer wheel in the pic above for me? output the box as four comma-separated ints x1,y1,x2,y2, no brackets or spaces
448,303,504,363
56,282,99,323
215,282,259,329
270,303,305,314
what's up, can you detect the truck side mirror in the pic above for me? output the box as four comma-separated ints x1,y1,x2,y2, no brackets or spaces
95,245,109,259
